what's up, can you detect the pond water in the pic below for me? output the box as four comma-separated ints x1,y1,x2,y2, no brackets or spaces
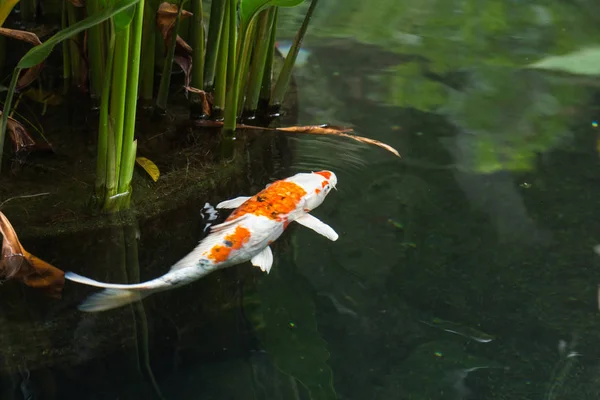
3,1,600,399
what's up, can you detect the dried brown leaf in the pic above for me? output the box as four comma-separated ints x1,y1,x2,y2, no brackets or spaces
0,27,41,46
0,27,44,90
184,86,212,116
0,212,65,298
0,112,52,154
156,2,193,41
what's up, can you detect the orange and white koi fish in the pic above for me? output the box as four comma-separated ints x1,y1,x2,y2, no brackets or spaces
65,171,338,312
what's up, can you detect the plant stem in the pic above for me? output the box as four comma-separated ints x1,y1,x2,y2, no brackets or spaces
223,18,255,132
117,0,145,208
0,69,20,173
109,26,131,197
61,0,72,88
212,0,230,115
244,8,275,115
66,2,82,87
155,1,183,113
203,0,226,89
140,0,157,102
189,0,205,112
86,0,106,98
95,32,116,203
259,7,277,107
271,0,319,108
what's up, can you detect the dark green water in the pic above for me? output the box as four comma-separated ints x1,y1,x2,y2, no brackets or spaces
3,1,600,399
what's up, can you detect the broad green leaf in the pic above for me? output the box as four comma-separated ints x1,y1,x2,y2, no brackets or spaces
0,0,20,27
113,3,136,31
528,46,600,76
240,0,304,26
135,156,160,182
17,0,140,69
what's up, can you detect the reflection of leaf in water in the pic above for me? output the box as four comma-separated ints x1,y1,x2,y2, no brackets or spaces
528,47,600,76
253,264,337,400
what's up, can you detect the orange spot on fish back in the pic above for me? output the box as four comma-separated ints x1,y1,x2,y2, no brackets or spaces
315,171,332,179
226,181,307,221
206,226,251,263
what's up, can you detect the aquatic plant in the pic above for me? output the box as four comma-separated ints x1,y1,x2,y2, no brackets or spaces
0,0,399,215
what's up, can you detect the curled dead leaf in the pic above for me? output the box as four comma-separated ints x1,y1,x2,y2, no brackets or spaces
0,27,44,90
0,112,52,154
156,2,193,40
0,212,65,298
135,156,160,182
276,125,400,157
184,86,212,116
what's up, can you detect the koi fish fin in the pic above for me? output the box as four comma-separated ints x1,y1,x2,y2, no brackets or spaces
77,288,148,312
209,214,251,233
216,196,251,209
251,246,273,273
295,214,339,241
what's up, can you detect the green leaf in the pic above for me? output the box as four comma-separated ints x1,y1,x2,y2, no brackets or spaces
113,2,136,31
17,0,140,69
240,0,304,26
528,46,600,76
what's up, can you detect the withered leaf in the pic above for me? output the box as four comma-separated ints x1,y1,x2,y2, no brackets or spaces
0,112,53,154
0,27,42,46
0,212,65,299
156,2,193,40
0,27,44,91
184,86,212,116
276,125,401,157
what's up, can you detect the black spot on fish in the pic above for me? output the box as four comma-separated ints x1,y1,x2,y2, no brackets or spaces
224,240,233,247
257,196,265,202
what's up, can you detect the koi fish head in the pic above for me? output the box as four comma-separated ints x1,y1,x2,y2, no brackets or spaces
287,170,337,212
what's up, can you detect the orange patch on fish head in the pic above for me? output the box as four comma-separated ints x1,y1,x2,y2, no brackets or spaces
315,188,321,194
321,180,328,188
315,171,332,180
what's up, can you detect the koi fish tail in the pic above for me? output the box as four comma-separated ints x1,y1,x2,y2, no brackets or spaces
65,272,160,312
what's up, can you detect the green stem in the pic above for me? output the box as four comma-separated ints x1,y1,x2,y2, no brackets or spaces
223,18,255,132
61,1,72,88
86,0,106,98
189,0,205,112
203,0,226,89
66,2,82,87
117,1,145,208
155,1,183,113
140,0,157,102
212,0,230,114
244,8,275,115
109,27,131,193
271,0,319,108
0,69,20,173
95,32,116,204
259,7,277,106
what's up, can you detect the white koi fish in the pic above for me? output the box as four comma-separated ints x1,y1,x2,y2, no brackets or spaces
65,171,338,312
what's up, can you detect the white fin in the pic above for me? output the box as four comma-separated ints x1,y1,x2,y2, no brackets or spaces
251,246,273,273
216,196,251,209
209,214,251,233
294,214,339,241
77,288,148,312
65,272,153,290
